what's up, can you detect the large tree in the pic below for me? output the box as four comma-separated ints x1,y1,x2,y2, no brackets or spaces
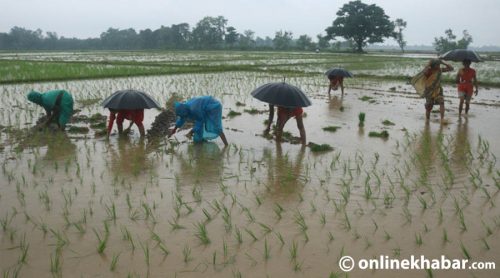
325,0,395,52
273,30,293,50
393,18,407,53
296,35,314,51
434,29,473,54
191,16,227,49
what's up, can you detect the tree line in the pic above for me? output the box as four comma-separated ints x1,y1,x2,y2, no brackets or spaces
0,1,472,53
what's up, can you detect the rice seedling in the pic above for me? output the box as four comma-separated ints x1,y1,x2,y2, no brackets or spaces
263,238,270,261
368,130,389,138
458,210,467,232
322,126,341,132
358,112,366,127
258,222,272,234
481,238,490,250
382,120,395,126
158,242,169,256
308,142,333,153
460,242,471,260
93,228,108,254
342,211,351,231
234,227,243,244
322,231,333,244
50,250,61,276
140,242,150,268
183,245,192,263
320,212,326,226
293,211,308,232
273,203,284,220
289,240,298,261
110,253,120,271
195,222,211,245
415,233,423,246
245,228,258,242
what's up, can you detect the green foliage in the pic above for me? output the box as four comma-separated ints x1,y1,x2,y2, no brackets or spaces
273,30,293,50
382,120,395,126
368,130,389,138
227,110,242,117
322,126,341,132
393,19,407,53
434,29,473,54
326,0,395,52
308,142,334,152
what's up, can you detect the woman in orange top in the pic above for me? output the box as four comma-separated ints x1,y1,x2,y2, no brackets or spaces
107,109,145,137
327,75,344,97
264,104,306,145
455,59,478,116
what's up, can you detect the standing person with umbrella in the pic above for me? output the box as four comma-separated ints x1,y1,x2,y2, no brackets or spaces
168,96,228,146
252,82,311,145
27,89,74,131
102,89,161,138
456,59,478,116
421,59,454,123
439,49,481,116
325,68,353,97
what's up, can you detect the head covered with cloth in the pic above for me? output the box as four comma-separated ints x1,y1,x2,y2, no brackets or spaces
169,96,228,146
27,90,74,130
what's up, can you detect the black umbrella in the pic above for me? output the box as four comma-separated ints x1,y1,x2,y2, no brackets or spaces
439,49,482,62
325,68,354,78
102,89,161,110
251,82,312,107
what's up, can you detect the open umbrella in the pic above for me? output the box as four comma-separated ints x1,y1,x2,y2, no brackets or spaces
439,49,482,62
102,89,161,110
325,68,354,78
251,82,312,107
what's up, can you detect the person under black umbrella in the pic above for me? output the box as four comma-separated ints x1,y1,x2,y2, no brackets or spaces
325,68,353,97
455,59,479,116
251,82,311,145
107,108,145,137
264,105,306,145
102,89,161,138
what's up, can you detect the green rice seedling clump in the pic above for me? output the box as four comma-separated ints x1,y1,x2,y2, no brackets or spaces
322,126,341,132
308,142,333,152
368,130,389,138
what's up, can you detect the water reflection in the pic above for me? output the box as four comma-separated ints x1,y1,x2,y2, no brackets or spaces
451,118,471,172
109,137,150,176
414,122,442,186
264,143,306,197
328,95,344,110
176,142,227,186
44,132,77,161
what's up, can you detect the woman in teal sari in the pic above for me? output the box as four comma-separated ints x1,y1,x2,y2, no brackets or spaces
27,90,74,130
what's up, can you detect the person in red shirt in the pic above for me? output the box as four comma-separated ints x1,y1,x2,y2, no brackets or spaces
327,75,344,97
264,104,306,145
107,109,145,137
456,59,479,116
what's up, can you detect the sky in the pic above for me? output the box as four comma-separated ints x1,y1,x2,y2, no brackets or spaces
1,0,499,46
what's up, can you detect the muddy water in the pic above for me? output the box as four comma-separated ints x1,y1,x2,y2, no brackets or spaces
1,73,500,277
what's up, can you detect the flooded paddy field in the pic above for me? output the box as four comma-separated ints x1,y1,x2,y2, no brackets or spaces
1,52,500,277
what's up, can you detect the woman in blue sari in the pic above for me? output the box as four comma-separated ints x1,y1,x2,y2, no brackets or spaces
169,96,228,146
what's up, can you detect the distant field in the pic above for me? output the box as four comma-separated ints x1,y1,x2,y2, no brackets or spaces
2,51,499,86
